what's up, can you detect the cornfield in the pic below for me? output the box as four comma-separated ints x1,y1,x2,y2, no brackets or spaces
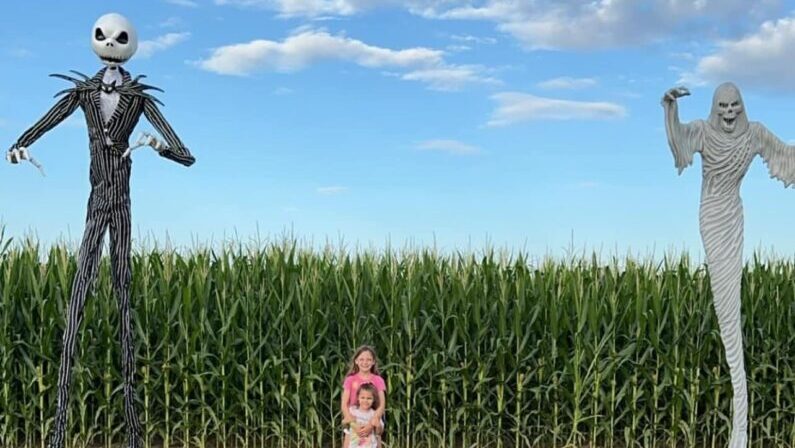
1,229,795,448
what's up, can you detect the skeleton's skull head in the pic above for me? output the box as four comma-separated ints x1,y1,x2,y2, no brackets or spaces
92,13,137,67
708,82,749,135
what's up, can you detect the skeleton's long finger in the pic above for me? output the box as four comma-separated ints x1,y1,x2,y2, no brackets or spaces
27,156,46,177
123,143,137,158
136,132,153,146
122,144,145,158
122,132,153,158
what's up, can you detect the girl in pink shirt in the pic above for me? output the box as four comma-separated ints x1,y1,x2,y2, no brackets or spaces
340,346,386,446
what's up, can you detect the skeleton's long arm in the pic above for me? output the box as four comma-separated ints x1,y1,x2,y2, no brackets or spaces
756,124,795,187
9,92,80,152
142,98,195,167
662,88,703,174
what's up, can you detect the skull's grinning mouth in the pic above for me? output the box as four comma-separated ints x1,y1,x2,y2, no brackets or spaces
101,55,126,64
723,116,736,126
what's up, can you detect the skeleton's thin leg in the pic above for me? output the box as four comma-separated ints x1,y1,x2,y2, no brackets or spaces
48,206,109,448
109,201,143,448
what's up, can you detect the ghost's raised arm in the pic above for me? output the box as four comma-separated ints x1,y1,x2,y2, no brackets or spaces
756,124,795,187
662,88,703,174
142,98,195,167
12,91,80,150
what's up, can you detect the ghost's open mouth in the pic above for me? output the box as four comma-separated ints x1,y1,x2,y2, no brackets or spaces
723,117,736,126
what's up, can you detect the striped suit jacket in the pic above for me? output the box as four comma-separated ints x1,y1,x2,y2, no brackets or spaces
12,66,195,167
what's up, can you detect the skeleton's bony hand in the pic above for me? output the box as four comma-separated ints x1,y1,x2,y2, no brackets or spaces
6,146,30,164
662,87,690,105
138,132,167,153
6,146,46,176
122,132,167,158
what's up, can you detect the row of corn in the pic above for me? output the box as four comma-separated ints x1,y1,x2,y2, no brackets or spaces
2,231,795,447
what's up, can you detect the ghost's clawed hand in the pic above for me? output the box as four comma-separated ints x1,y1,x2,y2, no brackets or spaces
6,147,30,164
662,87,690,105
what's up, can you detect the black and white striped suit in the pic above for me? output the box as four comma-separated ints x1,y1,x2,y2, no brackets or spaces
9,66,194,448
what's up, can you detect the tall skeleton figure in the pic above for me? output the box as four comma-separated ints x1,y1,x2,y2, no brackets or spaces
662,83,795,448
6,13,195,448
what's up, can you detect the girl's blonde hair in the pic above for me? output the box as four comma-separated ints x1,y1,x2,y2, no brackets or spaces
356,383,380,410
347,345,381,376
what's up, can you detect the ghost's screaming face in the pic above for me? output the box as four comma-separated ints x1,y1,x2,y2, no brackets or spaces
717,96,742,133
709,83,748,135
92,13,137,67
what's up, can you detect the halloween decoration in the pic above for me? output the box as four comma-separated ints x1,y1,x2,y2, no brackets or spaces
6,13,195,448
662,82,795,448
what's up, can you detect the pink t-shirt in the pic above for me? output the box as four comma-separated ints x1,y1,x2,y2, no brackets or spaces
343,372,386,406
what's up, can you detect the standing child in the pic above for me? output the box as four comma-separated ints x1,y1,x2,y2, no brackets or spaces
341,346,387,446
343,384,381,447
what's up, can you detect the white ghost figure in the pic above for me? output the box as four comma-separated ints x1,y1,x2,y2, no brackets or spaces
91,13,138,67
663,82,795,448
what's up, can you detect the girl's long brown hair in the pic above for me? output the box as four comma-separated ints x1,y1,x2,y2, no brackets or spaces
346,345,381,376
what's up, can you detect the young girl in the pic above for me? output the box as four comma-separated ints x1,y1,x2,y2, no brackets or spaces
343,384,381,448
341,346,387,446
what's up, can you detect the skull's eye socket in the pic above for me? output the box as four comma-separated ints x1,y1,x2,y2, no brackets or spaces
719,102,728,108
95,28,106,41
730,101,740,107
116,32,129,44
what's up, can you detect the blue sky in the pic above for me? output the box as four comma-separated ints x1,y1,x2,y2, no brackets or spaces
2,0,795,258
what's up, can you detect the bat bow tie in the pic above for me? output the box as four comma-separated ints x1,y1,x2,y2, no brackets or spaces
100,81,118,94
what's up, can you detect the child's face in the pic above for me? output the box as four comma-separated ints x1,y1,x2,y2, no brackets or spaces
357,390,374,410
355,351,374,372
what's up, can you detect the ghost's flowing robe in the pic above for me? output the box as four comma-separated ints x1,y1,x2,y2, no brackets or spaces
666,113,795,447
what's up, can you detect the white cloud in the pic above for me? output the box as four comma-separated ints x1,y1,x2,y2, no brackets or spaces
138,33,191,58
166,0,199,8
450,34,497,45
198,29,498,90
446,44,472,52
317,186,349,195
487,92,626,126
214,0,386,17
444,33,497,52
537,77,598,90
166,0,199,7
670,51,696,61
199,30,442,75
401,65,500,91
160,17,186,28
214,0,786,49
414,0,785,50
682,16,795,91
416,139,480,155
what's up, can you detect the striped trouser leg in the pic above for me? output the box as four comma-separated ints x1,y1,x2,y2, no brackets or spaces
109,203,142,448
48,209,109,448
